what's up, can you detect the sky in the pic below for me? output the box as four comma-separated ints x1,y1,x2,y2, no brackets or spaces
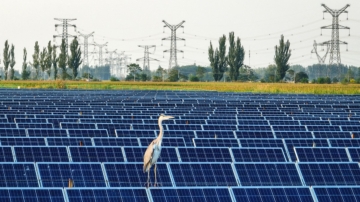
0,0,360,72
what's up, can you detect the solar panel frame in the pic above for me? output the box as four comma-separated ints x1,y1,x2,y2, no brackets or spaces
312,186,360,202
67,129,109,137
178,147,233,162
47,137,93,146
231,148,287,162
14,146,69,162
0,188,65,201
0,137,45,146
193,138,239,147
27,129,68,137
93,137,140,146
69,146,124,162
294,147,350,162
0,163,39,187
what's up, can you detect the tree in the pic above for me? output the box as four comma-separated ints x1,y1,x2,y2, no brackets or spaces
9,44,15,80
208,42,219,81
39,47,47,80
274,35,291,81
209,35,226,81
21,48,30,80
3,40,10,80
52,45,58,80
127,63,142,81
58,39,67,80
294,72,308,83
196,66,206,81
68,38,82,79
218,35,227,81
32,41,40,80
287,69,295,82
155,66,166,81
45,41,52,79
227,32,245,81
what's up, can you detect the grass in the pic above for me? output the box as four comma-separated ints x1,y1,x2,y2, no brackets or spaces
1,80,359,94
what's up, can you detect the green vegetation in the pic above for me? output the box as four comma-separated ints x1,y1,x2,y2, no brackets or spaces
274,35,291,81
3,40,10,80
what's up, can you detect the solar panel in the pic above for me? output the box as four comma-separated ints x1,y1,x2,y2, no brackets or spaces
139,137,185,147
0,147,14,162
123,147,179,162
14,146,69,162
38,163,106,187
169,163,238,186
294,147,349,162
60,123,96,129
193,138,239,147
275,131,313,138
0,123,18,128
0,137,45,146
329,139,360,147
237,125,272,131
196,130,235,139
299,163,360,186
176,119,207,125
104,163,172,187
0,188,65,201
150,187,233,202
14,118,47,123
47,137,92,146
231,148,287,162
231,187,314,202
341,125,360,131
67,129,108,137
272,125,307,131
0,128,26,137
347,148,360,162
167,124,202,130
98,124,133,136
284,139,329,162
235,131,274,138
47,118,79,128
313,186,360,202
307,125,341,131
202,125,237,130
239,138,285,149
166,130,196,146
313,131,351,138
66,188,148,202
178,147,232,162
113,119,143,124
69,146,124,162
115,130,156,137
234,163,302,186
27,129,68,137
93,137,139,146
0,163,39,187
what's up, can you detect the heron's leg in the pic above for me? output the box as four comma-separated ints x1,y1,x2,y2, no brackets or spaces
147,170,150,188
154,164,157,186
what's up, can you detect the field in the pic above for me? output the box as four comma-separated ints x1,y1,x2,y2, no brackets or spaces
0,80,360,94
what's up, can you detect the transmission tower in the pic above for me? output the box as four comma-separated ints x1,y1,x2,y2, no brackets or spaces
93,42,108,66
53,18,77,55
136,45,158,72
320,4,350,65
106,49,117,75
162,20,185,69
78,31,94,66
311,40,330,64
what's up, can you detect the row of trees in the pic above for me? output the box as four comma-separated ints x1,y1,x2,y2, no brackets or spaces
3,38,82,81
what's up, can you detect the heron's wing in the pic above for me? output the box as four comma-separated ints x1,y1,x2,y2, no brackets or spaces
143,140,155,172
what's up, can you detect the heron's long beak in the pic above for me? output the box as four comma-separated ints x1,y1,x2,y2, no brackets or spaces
165,115,174,120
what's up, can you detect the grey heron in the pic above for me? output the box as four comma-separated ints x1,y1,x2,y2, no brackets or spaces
143,114,174,187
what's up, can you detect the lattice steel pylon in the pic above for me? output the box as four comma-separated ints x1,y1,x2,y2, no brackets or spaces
320,4,350,65
311,40,330,64
93,42,108,66
136,45,158,72
78,31,94,67
162,20,185,69
53,18,77,55
106,49,117,75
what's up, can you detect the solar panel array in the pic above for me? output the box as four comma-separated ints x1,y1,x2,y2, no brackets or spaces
0,89,359,201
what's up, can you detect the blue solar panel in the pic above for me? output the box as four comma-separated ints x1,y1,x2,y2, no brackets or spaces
60,123,96,129
0,188,65,201
139,137,185,147
178,147,232,162
66,188,148,202
284,139,329,162
14,146,69,162
104,163,172,187
307,125,341,131
150,187,233,202
93,137,139,146
0,123,18,128
231,187,314,202
239,138,285,149
176,119,207,125
115,130,156,137
123,147,179,162
67,129,108,137
0,163,39,187
294,147,349,162
38,163,106,187
0,128,26,137
0,137,45,146
231,148,287,162
167,124,202,130
273,125,307,131
202,124,237,130
14,118,47,123
234,163,303,186
169,163,238,186
313,186,360,202
237,125,272,131
193,138,239,147
329,139,360,147
299,163,360,186
275,131,313,138
166,130,196,146
0,147,14,162
47,118,79,128
347,148,360,162
69,146,124,162
27,129,68,137
47,137,92,146
235,131,274,138
196,130,235,138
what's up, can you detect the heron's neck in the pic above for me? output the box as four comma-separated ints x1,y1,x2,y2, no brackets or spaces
157,120,164,140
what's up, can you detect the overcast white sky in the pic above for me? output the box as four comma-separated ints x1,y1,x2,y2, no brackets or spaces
1,0,360,71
